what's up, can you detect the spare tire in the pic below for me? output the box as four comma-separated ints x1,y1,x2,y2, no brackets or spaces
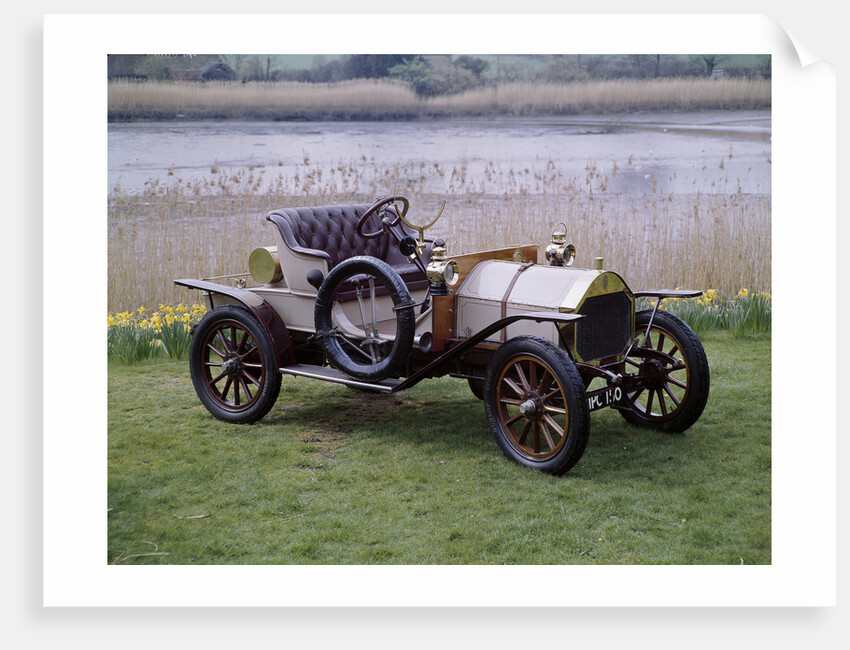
314,256,416,382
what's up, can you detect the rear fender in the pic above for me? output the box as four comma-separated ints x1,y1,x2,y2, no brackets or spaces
174,278,296,367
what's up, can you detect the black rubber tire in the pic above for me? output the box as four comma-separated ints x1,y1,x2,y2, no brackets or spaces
467,377,485,400
189,305,282,424
619,309,710,433
314,256,415,382
483,336,590,475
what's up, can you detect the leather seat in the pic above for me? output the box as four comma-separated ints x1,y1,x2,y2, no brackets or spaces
266,204,432,291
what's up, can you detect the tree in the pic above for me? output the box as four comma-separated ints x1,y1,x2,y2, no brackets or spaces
701,54,726,76
239,56,265,82
538,55,589,83
345,55,412,79
627,55,658,79
388,58,432,94
498,60,534,83
760,55,771,79
453,55,489,80
426,66,477,96
138,56,173,81
220,55,247,78
107,54,146,79
388,58,478,96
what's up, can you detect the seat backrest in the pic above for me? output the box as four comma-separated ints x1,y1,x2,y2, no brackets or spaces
267,204,392,271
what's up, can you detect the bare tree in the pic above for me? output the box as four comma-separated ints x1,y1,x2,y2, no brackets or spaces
702,55,726,76
220,55,247,78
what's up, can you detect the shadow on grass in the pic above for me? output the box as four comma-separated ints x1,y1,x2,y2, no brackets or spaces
254,375,699,480
258,378,493,457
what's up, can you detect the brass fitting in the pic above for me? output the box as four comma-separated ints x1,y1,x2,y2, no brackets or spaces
426,238,459,293
545,223,576,266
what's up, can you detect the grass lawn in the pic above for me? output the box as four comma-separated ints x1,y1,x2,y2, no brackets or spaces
108,330,770,565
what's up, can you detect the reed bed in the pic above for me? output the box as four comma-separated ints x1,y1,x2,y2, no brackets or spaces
108,158,770,313
109,78,418,120
427,78,771,116
108,78,771,121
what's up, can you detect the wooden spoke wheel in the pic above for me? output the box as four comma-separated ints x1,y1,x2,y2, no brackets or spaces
189,305,281,424
619,309,709,433
484,336,589,475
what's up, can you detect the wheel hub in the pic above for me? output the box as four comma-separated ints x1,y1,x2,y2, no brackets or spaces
519,394,544,421
642,358,667,389
519,399,536,416
221,356,241,375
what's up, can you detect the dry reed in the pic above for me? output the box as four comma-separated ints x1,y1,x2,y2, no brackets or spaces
108,159,770,312
426,78,770,115
108,78,771,121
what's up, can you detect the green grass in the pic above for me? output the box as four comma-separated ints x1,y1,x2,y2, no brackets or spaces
108,331,770,565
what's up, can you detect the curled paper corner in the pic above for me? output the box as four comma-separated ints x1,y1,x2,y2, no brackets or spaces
763,13,828,70
786,32,824,69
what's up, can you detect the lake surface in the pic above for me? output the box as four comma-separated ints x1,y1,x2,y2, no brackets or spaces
108,111,771,197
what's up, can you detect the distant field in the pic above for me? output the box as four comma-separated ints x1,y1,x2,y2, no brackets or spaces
108,77,771,121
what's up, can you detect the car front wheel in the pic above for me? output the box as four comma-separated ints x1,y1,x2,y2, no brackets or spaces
483,336,590,475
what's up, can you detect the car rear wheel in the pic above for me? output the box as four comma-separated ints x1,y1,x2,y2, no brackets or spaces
484,336,590,475
189,305,281,424
618,309,709,433
467,377,485,400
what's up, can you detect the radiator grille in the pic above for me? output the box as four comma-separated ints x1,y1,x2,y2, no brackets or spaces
575,292,632,361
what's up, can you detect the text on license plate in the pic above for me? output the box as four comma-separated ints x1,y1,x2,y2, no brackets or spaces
586,386,624,412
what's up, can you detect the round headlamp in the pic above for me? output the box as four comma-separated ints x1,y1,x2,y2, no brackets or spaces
427,259,460,286
426,239,459,292
248,246,283,284
545,224,575,266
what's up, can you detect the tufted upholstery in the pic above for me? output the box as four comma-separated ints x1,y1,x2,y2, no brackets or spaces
266,204,432,289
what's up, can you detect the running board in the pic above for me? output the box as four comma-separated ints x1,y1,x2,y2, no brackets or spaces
279,364,401,393
280,311,584,395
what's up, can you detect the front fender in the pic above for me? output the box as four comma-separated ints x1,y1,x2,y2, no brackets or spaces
634,289,703,299
174,278,295,367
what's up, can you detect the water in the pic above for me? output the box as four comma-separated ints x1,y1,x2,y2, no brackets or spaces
108,111,771,197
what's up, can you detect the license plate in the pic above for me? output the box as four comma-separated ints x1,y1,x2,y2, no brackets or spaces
586,385,625,412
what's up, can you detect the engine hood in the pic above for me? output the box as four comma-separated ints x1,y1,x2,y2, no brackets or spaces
454,260,634,361
455,260,632,312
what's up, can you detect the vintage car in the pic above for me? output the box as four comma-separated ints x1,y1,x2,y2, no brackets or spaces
176,196,710,475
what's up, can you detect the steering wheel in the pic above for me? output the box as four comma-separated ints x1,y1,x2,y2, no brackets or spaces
356,195,410,239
